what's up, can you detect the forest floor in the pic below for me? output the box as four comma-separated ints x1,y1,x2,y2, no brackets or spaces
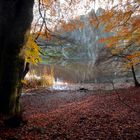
0,87,140,140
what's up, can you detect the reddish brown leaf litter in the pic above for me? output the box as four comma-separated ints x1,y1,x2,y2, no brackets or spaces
0,88,140,140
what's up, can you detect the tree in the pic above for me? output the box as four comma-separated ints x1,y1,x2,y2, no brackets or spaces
90,0,140,86
99,44,140,87
0,0,34,116
0,0,79,117
0,0,75,117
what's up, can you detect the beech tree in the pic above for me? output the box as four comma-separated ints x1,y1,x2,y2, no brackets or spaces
0,0,79,117
90,0,140,86
0,0,81,117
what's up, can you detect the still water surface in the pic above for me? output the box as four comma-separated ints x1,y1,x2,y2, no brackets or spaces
29,60,133,90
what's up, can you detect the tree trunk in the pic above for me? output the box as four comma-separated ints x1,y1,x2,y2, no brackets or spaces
131,65,140,87
0,0,34,115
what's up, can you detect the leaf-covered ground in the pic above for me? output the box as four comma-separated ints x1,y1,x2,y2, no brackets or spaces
0,88,140,140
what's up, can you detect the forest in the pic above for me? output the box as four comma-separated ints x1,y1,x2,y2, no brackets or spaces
0,0,140,139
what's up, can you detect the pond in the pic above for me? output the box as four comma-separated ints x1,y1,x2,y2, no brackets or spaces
25,59,133,90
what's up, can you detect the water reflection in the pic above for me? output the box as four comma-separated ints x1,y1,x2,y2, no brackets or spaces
27,60,132,90
52,79,68,90
31,60,102,83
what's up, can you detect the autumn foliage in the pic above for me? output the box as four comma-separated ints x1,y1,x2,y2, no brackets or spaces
94,0,140,69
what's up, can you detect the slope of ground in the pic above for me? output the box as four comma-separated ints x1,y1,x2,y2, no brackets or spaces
0,88,140,140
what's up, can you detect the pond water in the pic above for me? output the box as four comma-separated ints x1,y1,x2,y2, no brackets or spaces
28,60,133,90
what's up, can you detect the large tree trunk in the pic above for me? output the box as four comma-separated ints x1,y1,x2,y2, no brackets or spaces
0,0,34,115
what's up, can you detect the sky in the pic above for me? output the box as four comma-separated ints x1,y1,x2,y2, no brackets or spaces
59,0,118,12
32,0,119,30
60,0,65,4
